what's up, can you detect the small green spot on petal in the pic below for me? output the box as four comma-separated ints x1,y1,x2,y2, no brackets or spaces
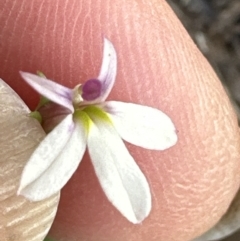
29,111,42,123
36,70,46,78
73,110,92,132
83,106,112,125
35,96,50,111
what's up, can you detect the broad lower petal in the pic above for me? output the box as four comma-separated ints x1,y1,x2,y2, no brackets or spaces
18,114,74,196
20,71,74,112
87,115,151,224
103,101,178,150
96,38,117,102
19,121,87,201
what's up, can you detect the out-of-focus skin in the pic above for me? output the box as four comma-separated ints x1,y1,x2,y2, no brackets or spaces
194,190,240,241
0,1,240,241
0,80,60,241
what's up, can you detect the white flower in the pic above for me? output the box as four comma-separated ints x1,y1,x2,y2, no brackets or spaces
17,38,177,224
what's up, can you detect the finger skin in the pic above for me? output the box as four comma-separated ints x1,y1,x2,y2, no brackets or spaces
0,1,240,241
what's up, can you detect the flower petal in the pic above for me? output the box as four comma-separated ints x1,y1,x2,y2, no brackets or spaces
94,38,117,102
19,121,87,201
102,101,177,150
98,37,117,92
20,71,74,112
18,114,74,196
87,115,151,224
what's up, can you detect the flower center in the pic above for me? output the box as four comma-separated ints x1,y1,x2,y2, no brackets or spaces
81,79,102,101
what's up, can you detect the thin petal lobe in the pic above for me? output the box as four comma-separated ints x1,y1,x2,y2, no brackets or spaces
86,38,117,104
98,38,117,100
20,71,74,112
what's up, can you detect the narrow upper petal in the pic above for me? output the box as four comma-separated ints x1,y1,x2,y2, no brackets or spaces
102,101,177,150
19,120,87,201
87,111,151,224
98,37,117,93
18,114,74,196
20,71,74,112
92,38,117,103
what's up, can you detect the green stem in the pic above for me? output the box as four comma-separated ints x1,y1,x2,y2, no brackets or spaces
29,111,42,123
43,237,54,241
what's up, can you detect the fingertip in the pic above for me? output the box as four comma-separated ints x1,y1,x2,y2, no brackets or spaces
1,1,240,241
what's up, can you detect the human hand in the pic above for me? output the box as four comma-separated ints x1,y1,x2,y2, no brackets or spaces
0,1,240,241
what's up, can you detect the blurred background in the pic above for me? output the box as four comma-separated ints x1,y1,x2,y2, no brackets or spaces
166,1,240,241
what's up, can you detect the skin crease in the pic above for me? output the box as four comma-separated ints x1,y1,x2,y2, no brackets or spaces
0,0,240,241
